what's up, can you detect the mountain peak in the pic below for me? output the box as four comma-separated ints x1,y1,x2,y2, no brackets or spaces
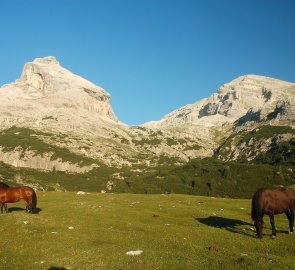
223,74,294,91
0,56,118,131
19,56,110,100
33,56,60,65
144,74,295,128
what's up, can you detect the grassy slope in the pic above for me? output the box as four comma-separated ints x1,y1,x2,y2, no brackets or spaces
0,192,295,270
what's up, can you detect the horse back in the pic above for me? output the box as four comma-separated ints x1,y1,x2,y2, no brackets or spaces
259,187,295,214
19,186,35,198
0,186,35,203
0,187,22,203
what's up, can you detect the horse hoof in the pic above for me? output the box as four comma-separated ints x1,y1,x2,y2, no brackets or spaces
289,231,293,234
270,235,276,239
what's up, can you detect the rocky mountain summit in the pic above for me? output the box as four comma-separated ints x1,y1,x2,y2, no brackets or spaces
0,56,118,131
0,57,294,192
143,74,295,165
0,56,130,173
145,75,295,128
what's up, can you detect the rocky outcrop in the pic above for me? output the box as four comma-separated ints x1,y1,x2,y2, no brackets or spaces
0,147,98,173
144,75,295,128
217,131,295,162
0,56,118,133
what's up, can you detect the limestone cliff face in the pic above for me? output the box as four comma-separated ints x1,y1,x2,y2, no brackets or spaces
20,56,114,113
144,75,295,128
0,56,127,172
0,56,118,131
0,147,97,173
142,75,295,164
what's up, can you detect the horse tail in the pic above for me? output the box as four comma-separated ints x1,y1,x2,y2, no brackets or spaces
31,189,37,214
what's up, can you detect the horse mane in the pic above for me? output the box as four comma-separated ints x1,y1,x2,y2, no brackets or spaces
251,188,265,220
0,181,10,188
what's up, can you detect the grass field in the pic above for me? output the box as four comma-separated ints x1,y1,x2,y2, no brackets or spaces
0,192,295,270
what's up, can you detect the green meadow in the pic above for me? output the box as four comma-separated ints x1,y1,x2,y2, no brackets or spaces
0,192,294,270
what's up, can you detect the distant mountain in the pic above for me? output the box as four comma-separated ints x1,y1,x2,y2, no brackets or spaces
0,57,294,194
144,74,295,128
143,74,295,164
0,56,118,130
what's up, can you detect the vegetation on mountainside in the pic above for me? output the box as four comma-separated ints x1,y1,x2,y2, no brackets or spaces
0,125,294,198
216,125,295,164
116,157,294,198
132,137,163,146
0,126,95,166
0,155,294,198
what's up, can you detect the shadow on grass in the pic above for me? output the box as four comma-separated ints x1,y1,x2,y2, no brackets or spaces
196,216,256,237
8,207,42,214
48,267,67,270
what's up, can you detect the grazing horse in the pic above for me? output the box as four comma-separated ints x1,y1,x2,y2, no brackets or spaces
251,187,295,238
0,182,37,214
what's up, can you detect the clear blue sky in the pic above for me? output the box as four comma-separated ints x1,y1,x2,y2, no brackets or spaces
0,0,294,125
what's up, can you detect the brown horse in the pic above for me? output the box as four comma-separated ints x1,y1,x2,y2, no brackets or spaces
0,182,37,214
251,187,295,238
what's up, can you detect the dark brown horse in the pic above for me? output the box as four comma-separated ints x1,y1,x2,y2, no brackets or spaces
251,187,295,238
0,181,37,214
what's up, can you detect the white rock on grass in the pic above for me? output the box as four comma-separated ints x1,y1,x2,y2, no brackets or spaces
126,250,143,256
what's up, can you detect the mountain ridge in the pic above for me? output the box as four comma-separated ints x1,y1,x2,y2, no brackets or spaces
144,74,295,128
0,56,294,193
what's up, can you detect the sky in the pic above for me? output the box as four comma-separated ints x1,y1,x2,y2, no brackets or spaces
0,0,295,126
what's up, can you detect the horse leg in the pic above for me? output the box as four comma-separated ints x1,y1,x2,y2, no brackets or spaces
4,203,8,213
25,198,32,213
269,213,276,237
254,217,263,238
285,210,292,233
0,202,7,214
25,199,30,213
289,209,294,233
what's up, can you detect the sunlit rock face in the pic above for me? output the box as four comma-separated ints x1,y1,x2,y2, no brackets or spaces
0,57,294,174
144,75,295,128
0,56,118,132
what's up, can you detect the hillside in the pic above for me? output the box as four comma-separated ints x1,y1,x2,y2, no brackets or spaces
0,57,294,196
